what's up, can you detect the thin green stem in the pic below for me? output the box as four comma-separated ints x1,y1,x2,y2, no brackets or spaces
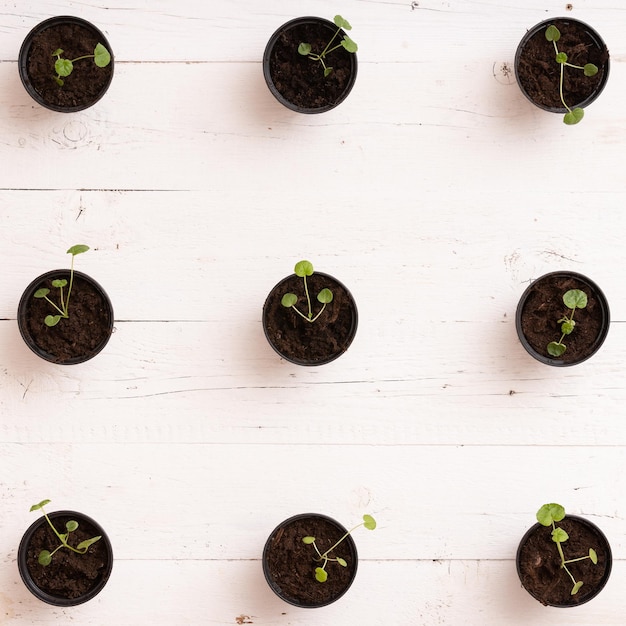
559,62,571,113
303,274,312,319
319,28,341,58
309,303,327,323
42,296,65,317
70,54,95,63
320,521,364,559
564,555,591,564
65,254,76,316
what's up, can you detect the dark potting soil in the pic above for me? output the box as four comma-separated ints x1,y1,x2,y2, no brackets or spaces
264,273,356,364
26,21,112,109
23,274,113,363
516,20,608,110
265,516,356,606
517,517,610,606
268,21,354,110
519,274,605,364
25,515,110,600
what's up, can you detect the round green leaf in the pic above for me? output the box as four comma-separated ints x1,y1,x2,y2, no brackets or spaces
52,48,64,57
51,279,68,288
55,58,73,77
67,244,89,256
552,527,569,543
38,550,52,566
545,25,561,42
281,293,298,308
294,260,314,277
589,548,598,564
317,288,333,304
555,52,567,64
94,43,111,68
33,288,50,299
45,315,61,327
341,36,358,53
584,63,599,77
323,67,333,77
571,581,583,595
563,289,587,310
315,567,328,582
363,514,377,530
561,320,575,335
334,15,351,30
547,341,566,357
302,536,316,544
337,557,347,567
66,520,79,532
536,503,565,526
30,499,51,511
564,108,584,125
298,42,312,56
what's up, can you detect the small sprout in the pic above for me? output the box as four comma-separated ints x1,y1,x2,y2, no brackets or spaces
33,245,89,327
546,289,587,357
29,499,101,567
53,43,111,86
297,15,358,77
544,25,599,124
536,503,598,595
281,260,333,323
302,514,376,583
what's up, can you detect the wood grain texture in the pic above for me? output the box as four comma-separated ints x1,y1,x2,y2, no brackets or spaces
1,0,626,624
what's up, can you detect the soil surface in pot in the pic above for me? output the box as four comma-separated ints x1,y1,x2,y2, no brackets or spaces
268,21,354,109
23,274,112,363
518,517,610,606
265,516,356,606
519,274,604,364
517,19,608,109
264,273,356,364
25,515,110,600
26,21,112,109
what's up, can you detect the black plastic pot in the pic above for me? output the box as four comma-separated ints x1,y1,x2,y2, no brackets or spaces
514,18,609,114
262,271,358,366
18,509,114,606
515,271,610,366
17,269,114,364
262,513,358,608
18,16,114,112
516,514,612,607
263,16,358,113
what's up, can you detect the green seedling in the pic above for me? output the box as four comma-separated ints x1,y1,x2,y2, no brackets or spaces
546,289,587,357
281,260,333,323
545,25,598,125
303,514,376,582
536,503,597,595
33,244,89,327
52,43,111,86
29,499,101,566
298,15,358,77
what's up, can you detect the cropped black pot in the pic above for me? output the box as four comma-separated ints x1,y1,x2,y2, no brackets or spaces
18,269,114,364
516,514,612,607
262,271,358,366
263,513,358,608
515,271,609,366
263,16,358,113
18,510,114,606
514,18,609,115
19,16,114,112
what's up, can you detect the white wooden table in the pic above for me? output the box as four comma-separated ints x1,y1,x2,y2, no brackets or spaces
1,1,625,623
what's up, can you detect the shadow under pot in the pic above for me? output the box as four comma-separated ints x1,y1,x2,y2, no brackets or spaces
263,513,358,608
18,510,114,606
516,514,612,607
263,16,358,113
514,18,609,119
18,269,114,364
262,271,358,366
18,15,114,112
515,271,609,366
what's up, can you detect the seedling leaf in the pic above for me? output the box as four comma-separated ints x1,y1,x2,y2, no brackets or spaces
45,315,61,327
337,557,347,567
94,43,111,68
294,260,314,277
537,503,566,526
315,567,328,582
334,15,351,30
55,58,73,77
561,320,575,335
38,550,52,566
66,520,79,532
281,293,298,308
76,536,102,551
298,43,312,56
547,341,566,357
342,36,358,53
317,288,333,304
51,279,68,288
33,288,50,299
556,52,567,64
363,514,377,530
584,63,599,77
67,244,89,256
545,25,561,42
563,289,587,310
30,499,51,512
571,581,583,595
552,527,569,543
589,548,598,564
564,108,584,125
52,48,63,57
324,67,333,77
302,536,316,545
